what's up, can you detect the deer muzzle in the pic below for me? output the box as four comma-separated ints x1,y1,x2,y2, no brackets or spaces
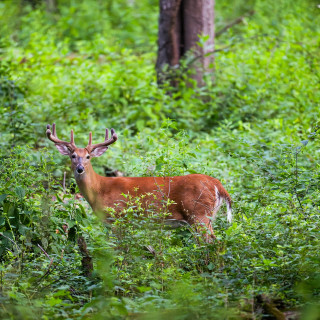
76,164,85,174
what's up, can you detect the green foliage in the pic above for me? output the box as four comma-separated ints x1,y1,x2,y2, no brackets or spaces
0,0,320,318
0,147,99,319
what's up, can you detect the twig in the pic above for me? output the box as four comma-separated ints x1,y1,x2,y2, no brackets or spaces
187,33,268,67
35,243,55,288
0,232,21,253
192,185,206,215
153,176,166,199
31,262,58,298
188,32,319,69
37,244,51,261
63,171,66,194
216,10,255,38
294,148,304,211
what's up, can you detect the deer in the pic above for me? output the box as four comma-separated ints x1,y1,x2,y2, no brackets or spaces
46,123,232,240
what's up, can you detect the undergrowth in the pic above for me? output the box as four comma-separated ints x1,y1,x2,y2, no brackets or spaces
0,0,320,318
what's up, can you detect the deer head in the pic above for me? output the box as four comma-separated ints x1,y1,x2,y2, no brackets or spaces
46,123,117,178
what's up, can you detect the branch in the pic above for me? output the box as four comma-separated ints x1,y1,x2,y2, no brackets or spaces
37,244,51,261
63,171,66,194
187,33,267,67
216,10,255,38
0,232,21,253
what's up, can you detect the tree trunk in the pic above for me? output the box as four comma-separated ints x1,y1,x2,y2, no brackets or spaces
156,0,215,87
22,0,41,8
77,236,93,277
156,0,182,85
22,0,57,12
45,0,57,13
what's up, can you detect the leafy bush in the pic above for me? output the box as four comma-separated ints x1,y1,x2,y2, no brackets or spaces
0,147,95,318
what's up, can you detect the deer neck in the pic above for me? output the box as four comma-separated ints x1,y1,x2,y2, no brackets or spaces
74,163,104,211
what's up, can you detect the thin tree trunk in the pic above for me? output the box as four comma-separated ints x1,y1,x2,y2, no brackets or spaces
45,0,57,13
183,0,214,85
156,0,215,86
156,0,182,84
77,236,93,277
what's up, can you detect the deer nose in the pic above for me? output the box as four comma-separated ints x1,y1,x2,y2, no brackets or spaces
76,165,85,174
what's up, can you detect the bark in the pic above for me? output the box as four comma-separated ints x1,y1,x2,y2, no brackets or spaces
156,0,215,86
77,236,93,277
22,0,41,8
45,0,57,13
183,0,214,85
22,0,57,12
156,0,183,84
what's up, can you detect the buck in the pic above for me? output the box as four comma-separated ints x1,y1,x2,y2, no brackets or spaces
46,123,232,238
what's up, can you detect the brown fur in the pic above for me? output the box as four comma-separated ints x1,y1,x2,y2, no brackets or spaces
72,148,232,238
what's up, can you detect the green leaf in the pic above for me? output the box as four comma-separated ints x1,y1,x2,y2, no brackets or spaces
0,194,7,204
187,152,197,159
137,286,152,293
207,263,214,271
41,237,48,250
56,194,63,203
78,203,88,218
15,187,25,200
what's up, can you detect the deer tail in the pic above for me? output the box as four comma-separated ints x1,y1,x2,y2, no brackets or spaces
215,185,232,223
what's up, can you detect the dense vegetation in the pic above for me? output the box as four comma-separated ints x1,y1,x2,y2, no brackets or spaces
0,0,319,318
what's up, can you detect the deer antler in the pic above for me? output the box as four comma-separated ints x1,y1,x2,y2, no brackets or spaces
86,128,118,152
46,123,77,151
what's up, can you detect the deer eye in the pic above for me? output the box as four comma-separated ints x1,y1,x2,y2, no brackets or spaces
72,154,76,159
86,155,90,159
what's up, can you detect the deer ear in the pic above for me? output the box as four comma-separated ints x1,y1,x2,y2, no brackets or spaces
55,144,71,156
90,146,108,158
